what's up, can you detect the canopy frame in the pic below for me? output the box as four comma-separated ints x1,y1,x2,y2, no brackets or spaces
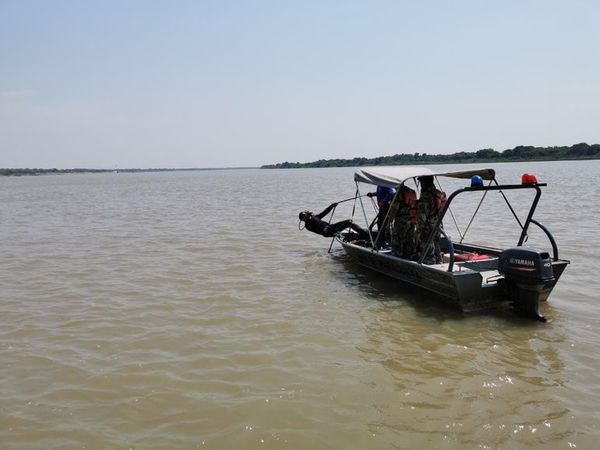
348,166,559,270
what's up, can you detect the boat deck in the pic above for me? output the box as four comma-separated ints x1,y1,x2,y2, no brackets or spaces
426,261,501,283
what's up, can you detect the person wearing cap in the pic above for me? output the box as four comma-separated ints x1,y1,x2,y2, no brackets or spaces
366,185,396,243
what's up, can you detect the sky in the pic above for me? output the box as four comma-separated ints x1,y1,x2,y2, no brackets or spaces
1,0,599,169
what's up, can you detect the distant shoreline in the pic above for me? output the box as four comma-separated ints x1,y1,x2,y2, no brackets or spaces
260,143,600,169
4,143,599,176
0,167,257,177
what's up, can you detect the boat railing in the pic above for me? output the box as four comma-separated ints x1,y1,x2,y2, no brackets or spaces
528,219,559,260
420,183,553,271
440,228,455,272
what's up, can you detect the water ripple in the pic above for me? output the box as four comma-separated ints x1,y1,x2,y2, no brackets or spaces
1,164,599,448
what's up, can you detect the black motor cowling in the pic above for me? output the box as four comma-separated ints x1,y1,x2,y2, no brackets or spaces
499,247,554,285
498,247,555,321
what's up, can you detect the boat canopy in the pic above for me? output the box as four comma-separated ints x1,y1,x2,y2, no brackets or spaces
354,166,496,189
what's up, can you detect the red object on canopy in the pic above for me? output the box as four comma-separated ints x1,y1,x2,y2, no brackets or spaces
521,173,538,185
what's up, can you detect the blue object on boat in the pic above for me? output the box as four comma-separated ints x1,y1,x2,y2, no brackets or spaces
471,175,484,187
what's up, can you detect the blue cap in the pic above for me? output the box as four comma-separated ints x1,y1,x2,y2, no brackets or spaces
471,175,484,187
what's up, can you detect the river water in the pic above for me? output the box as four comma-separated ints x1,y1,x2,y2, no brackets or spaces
1,160,599,449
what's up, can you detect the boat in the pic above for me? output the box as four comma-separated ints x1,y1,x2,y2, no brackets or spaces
316,166,570,321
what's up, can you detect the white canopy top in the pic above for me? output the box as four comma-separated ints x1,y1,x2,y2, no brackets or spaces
353,166,496,189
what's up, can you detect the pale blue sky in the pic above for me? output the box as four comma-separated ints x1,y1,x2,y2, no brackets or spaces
1,0,599,168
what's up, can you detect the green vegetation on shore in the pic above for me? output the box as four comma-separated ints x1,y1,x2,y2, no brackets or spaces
261,143,600,169
0,168,112,176
4,143,598,175
0,167,249,176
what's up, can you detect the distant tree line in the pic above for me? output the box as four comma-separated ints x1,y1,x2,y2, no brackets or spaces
261,143,600,169
0,168,112,176
0,167,241,176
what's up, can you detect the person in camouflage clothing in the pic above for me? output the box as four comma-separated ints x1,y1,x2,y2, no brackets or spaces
416,176,445,264
389,185,417,259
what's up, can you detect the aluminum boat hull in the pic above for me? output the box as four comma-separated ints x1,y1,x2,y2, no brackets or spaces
339,239,569,313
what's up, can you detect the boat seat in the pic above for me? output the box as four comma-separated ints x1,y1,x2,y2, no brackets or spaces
453,252,490,262
443,252,490,263
459,257,499,272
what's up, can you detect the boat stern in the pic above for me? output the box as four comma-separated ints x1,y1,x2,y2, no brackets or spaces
498,247,561,321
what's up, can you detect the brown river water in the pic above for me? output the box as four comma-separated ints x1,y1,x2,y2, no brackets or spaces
1,160,599,449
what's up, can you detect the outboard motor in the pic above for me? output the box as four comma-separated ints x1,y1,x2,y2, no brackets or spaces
498,247,554,321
